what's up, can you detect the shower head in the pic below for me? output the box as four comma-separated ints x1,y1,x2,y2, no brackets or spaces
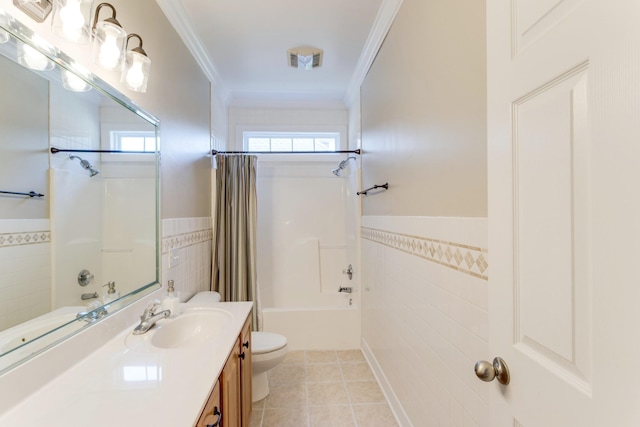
332,156,356,177
69,155,100,177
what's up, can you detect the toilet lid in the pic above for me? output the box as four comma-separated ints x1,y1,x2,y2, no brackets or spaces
251,332,287,354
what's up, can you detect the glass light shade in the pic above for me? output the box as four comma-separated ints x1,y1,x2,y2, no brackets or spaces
121,50,150,92
17,41,54,71
92,20,126,70
61,68,91,92
0,10,9,44
51,0,92,43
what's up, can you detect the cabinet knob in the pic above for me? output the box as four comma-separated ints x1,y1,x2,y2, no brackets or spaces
206,406,221,427
242,340,249,348
239,352,245,360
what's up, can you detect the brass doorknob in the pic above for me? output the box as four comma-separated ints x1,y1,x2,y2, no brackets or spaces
474,357,510,385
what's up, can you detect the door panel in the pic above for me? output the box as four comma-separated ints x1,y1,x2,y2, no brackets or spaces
488,0,640,425
513,63,591,388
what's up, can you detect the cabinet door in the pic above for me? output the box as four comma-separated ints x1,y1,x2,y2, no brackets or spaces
239,318,252,425
196,380,221,427
221,339,241,427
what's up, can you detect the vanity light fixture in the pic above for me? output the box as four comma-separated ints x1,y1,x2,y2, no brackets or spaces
91,2,126,71
121,33,150,93
17,39,54,70
51,0,92,43
61,62,91,92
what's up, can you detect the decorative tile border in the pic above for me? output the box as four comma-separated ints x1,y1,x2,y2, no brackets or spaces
361,227,488,280
0,231,51,248
162,228,213,254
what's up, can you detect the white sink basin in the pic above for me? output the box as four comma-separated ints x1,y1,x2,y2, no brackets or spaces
152,308,232,349
127,308,233,351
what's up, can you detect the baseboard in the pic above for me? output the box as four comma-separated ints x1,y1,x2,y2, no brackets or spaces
361,338,412,427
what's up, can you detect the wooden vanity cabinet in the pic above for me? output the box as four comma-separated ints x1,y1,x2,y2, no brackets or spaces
239,317,252,424
196,315,252,427
195,380,221,427
221,338,241,426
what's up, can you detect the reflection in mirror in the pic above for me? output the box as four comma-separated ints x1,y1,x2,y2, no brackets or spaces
0,9,160,374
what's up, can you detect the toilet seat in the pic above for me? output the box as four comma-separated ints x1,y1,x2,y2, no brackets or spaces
251,332,287,355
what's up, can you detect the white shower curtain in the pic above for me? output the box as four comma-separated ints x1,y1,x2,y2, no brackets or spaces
212,154,261,330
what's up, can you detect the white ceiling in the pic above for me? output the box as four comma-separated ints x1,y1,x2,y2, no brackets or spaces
159,0,386,107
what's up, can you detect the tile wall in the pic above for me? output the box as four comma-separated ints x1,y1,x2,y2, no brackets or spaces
161,217,213,301
0,219,51,331
361,216,489,427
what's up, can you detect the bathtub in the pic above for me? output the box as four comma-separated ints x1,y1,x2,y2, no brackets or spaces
261,293,361,350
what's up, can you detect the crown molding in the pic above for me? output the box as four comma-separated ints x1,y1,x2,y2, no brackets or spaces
343,0,404,108
155,0,230,104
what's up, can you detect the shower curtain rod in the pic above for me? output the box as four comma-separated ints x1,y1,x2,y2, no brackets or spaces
211,149,361,155
50,147,154,154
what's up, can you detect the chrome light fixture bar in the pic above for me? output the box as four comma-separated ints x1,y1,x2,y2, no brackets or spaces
12,0,52,23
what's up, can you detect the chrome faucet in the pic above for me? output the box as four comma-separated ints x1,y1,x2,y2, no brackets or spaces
76,306,108,322
133,300,170,335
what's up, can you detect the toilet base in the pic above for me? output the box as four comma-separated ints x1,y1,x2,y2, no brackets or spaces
252,371,269,402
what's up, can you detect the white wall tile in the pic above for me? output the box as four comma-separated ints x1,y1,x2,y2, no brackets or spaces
362,216,488,427
0,220,52,331
161,217,212,302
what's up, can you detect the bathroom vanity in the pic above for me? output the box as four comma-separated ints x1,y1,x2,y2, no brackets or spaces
197,312,252,427
0,296,253,426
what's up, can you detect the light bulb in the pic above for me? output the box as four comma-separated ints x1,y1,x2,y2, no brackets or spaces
61,69,90,92
98,34,121,70
22,44,52,70
125,60,144,90
59,0,84,41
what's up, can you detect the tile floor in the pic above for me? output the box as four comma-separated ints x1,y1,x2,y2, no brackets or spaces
249,350,399,427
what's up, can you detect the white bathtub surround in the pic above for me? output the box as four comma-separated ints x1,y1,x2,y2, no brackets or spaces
262,306,360,351
161,217,213,301
256,161,360,350
0,219,52,331
361,216,489,427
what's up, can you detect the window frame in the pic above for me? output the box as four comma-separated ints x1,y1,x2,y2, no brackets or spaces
243,131,341,153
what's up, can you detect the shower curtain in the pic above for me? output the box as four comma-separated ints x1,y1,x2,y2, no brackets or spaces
212,154,260,330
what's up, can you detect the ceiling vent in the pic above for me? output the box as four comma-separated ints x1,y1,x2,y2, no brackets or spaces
287,47,323,70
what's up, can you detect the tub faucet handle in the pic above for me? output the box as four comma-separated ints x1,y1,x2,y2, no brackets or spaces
339,286,353,294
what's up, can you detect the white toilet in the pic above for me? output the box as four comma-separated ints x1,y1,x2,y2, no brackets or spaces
251,331,288,402
185,292,287,402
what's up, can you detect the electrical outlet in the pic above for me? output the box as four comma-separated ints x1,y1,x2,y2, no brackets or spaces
169,248,180,268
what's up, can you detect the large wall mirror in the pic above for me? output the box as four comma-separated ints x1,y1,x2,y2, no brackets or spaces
0,9,160,373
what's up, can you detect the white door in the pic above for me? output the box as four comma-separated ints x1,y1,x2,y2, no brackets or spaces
487,0,640,426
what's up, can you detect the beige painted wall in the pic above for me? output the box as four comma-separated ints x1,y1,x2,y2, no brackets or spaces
360,0,487,217
0,0,214,219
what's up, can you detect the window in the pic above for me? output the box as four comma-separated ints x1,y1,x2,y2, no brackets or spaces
244,132,339,152
112,131,157,152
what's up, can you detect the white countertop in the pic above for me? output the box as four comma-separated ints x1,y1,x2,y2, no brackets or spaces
0,301,253,427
